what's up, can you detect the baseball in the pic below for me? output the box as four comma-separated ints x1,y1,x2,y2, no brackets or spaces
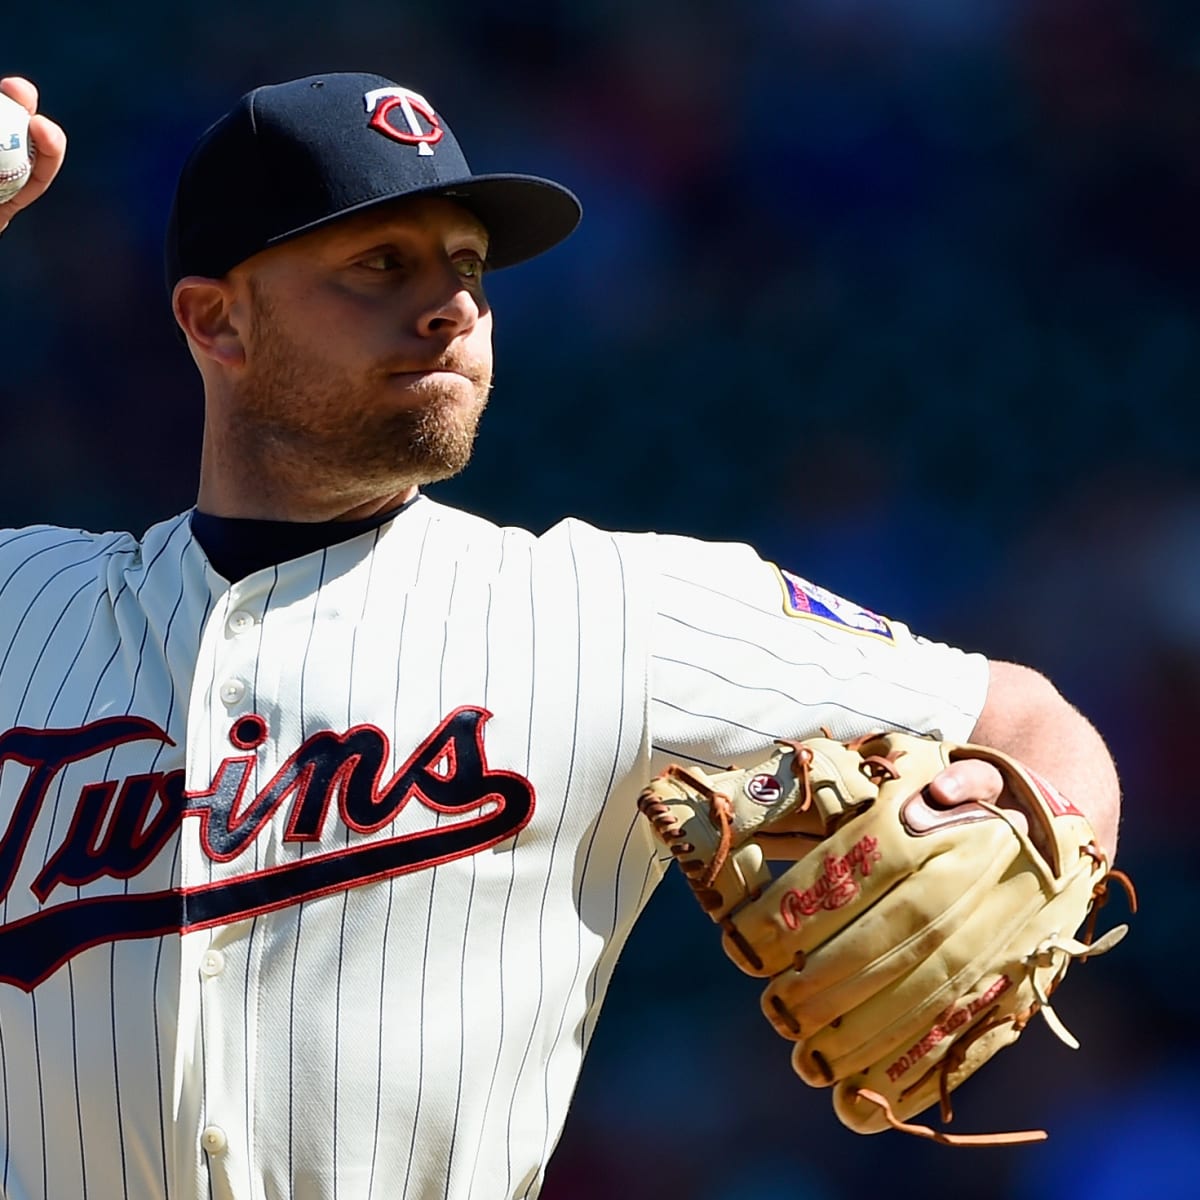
0,90,34,203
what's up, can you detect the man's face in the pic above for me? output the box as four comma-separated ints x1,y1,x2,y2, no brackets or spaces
227,195,494,501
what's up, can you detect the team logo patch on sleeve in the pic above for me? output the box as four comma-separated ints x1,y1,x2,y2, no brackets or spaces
774,567,894,642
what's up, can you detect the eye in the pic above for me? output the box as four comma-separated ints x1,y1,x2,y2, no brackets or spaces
358,251,403,272
454,253,486,281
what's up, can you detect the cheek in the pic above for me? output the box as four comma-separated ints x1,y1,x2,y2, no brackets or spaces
470,313,495,369
248,313,353,390
284,302,380,371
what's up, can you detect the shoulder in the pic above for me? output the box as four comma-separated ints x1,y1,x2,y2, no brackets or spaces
423,503,776,592
0,511,200,600
413,501,883,627
417,499,649,563
0,522,141,577
0,523,143,644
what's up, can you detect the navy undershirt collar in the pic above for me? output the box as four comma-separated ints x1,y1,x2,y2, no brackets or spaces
190,495,421,583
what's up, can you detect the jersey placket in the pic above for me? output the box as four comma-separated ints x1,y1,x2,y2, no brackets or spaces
180,579,271,1199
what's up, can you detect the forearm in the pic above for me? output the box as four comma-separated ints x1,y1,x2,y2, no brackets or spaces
967,659,1121,860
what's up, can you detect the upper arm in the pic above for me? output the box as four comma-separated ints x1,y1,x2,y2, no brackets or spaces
968,659,1122,859
968,660,1063,747
645,535,989,764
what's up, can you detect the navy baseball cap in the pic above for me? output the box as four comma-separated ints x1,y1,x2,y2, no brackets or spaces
165,71,582,288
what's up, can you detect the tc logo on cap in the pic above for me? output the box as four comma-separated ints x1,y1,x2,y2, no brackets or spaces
364,87,444,156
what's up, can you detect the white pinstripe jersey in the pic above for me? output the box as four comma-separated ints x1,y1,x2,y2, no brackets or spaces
0,495,987,1200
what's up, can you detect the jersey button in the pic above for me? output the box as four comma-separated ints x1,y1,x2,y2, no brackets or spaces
219,679,246,706
200,1125,227,1155
228,610,256,634
200,949,226,978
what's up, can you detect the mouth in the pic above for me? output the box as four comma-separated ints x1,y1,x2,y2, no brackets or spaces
388,367,475,383
383,368,486,406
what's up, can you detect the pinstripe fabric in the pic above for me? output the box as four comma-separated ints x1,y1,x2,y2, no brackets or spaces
0,498,987,1199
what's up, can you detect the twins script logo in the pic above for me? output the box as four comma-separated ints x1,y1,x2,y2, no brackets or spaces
364,86,444,155
0,707,534,990
778,835,881,930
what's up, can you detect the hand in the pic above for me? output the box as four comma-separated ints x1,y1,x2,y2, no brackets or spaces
0,77,66,235
928,758,1029,835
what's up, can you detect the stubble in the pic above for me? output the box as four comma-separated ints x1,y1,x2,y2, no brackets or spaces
230,288,492,504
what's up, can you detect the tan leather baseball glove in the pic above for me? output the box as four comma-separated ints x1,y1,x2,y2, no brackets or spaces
637,731,1135,1145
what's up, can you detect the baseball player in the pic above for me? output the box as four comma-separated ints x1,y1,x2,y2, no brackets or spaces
0,71,1119,1200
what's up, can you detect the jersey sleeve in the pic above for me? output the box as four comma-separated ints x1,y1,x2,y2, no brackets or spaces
645,533,989,770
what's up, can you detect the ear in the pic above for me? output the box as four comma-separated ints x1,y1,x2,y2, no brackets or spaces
172,276,247,367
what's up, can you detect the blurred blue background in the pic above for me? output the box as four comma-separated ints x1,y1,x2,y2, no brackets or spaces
1,0,1194,1195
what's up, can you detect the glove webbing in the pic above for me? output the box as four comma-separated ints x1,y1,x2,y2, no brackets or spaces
641,738,905,902
639,765,734,906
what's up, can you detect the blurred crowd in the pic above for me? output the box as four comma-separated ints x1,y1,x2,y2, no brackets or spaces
1,0,1195,1196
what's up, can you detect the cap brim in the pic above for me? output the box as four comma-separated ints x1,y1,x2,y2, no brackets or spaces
264,173,582,270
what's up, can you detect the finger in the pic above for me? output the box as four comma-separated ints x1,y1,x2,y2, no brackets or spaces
0,111,66,225
927,760,1004,808
27,113,67,183
0,76,39,113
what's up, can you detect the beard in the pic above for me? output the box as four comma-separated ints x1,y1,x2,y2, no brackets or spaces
229,292,492,506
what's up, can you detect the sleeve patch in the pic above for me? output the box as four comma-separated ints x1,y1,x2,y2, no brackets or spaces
774,567,894,643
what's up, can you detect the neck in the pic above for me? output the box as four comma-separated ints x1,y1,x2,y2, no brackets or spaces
196,423,419,522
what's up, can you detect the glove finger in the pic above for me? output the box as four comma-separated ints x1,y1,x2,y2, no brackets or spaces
760,840,1016,1040
718,816,889,976
792,868,1064,1087
829,978,1028,1133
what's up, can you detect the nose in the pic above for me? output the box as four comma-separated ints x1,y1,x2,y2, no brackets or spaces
415,266,482,340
